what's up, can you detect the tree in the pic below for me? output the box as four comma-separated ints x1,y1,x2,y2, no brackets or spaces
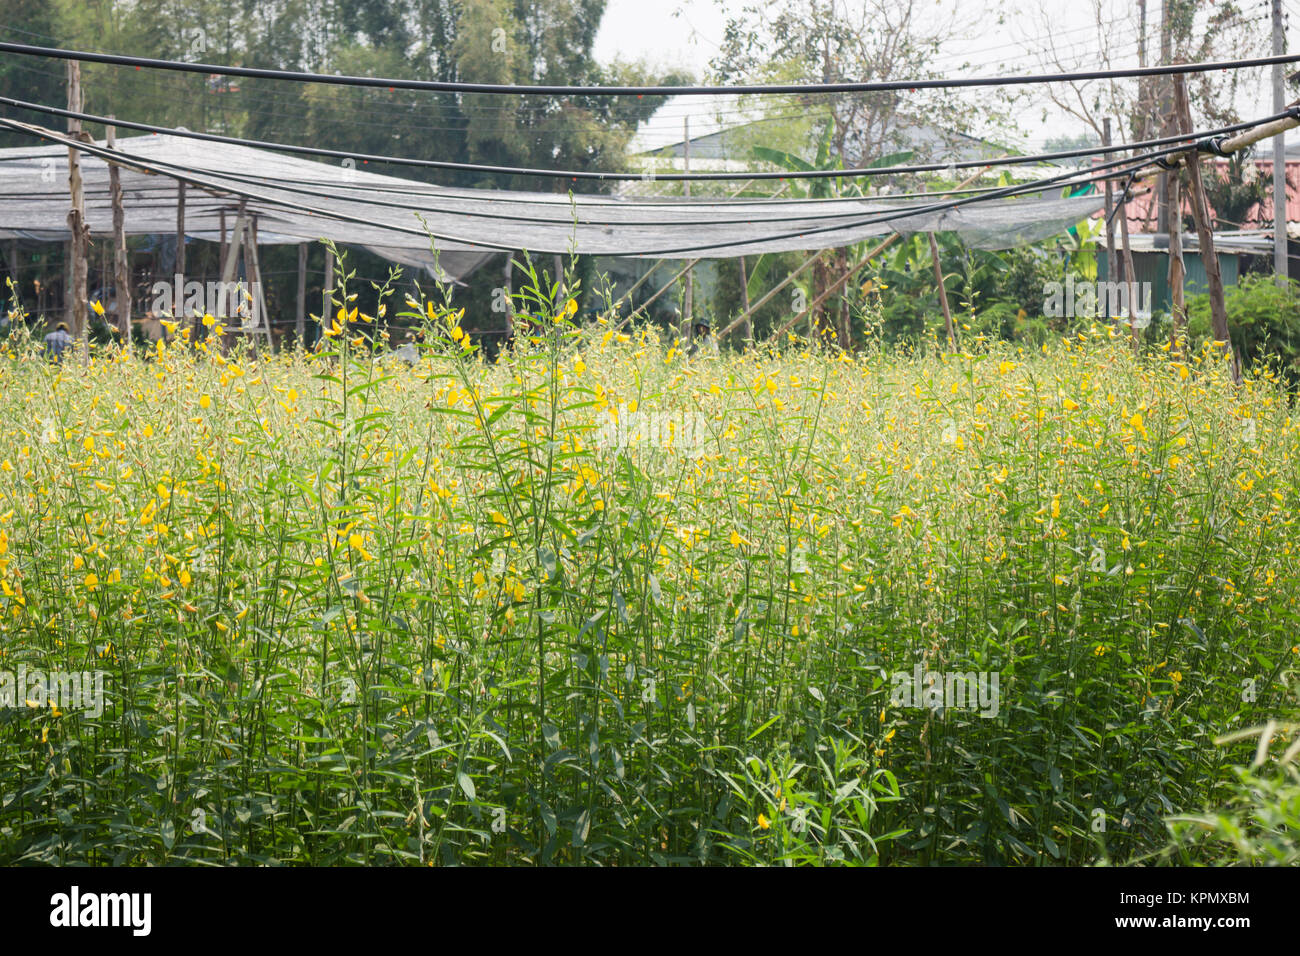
710,0,1020,169
1028,0,1266,146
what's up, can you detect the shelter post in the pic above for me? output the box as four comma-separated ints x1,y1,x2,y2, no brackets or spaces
1103,119,1118,287
65,60,89,355
1175,73,1239,382
106,118,132,341
296,243,307,348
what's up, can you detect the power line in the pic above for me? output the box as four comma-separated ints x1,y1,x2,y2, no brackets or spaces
4,39,1300,96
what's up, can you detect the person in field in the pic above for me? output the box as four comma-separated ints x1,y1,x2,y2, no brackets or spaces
686,319,718,358
43,321,73,361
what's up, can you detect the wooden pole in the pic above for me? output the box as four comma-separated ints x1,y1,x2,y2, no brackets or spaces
175,180,186,310
737,256,753,345
246,215,271,348
682,115,693,340
322,245,336,338
65,60,90,356
296,242,307,347
1103,119,1119,286
1175,73,1240,382
106,118,132,341
1167,166,1186,352
929,230,957,349
1273,0,1288,283
1117,174,1142,349
503,252,514,336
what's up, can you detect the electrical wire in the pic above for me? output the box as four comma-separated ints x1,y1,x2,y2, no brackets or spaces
4,39,1300,97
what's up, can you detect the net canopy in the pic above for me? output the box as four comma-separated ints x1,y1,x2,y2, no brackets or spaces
0,133,1105,276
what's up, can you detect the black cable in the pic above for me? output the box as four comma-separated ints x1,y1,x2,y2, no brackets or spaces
4,39,1300,96
0,92,1290,184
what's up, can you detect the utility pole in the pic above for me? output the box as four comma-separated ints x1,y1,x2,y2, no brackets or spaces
1273,0,1288,282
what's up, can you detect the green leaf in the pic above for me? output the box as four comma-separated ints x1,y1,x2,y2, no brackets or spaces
457,771,476,802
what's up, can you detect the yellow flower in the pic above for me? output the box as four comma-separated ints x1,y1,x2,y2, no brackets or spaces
1062,397,1079,411
199,394,212,410
91,300,105,316
84,572,99,591
757,813,770,830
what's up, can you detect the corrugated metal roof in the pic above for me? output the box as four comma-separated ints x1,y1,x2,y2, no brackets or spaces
1106,157,1300,235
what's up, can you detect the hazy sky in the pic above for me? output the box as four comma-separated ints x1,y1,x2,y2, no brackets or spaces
593,0,1297,153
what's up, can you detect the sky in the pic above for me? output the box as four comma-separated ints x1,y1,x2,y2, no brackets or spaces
593,0,1299,155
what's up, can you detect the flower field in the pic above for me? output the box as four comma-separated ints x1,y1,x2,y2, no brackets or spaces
1,284,1297,866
